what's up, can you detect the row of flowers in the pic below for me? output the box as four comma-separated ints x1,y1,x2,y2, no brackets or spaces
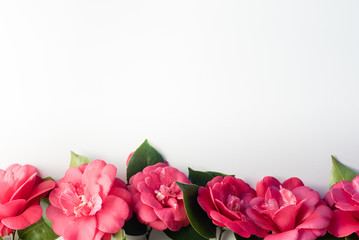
1,140,359,240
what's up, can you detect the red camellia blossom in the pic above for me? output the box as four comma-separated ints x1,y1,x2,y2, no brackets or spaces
128,162,190,231
197,176,266,238
0,164,55,237
247,177,332,240
324,175,359,237
47,160,132,240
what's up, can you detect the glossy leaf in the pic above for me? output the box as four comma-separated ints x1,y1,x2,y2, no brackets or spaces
188,168,231,187
176,182,216,239
18,217,58,240
164,224,208,240
70,151,90,168
123,213,147,236
126,139,165,182
188,168,214,187
112,229,126,240
40,198,53,229
330,156,358,188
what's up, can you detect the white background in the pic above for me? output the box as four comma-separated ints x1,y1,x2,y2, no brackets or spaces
1,1,359,239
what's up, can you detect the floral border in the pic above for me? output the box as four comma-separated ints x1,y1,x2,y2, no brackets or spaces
0,140,358,240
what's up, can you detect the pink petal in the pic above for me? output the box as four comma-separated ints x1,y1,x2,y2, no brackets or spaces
298,230,320,240
149,219,167,230
108,187,133,207
264,229,299,240
2,204,42,230
64,167,83,185
133,194,158,223
282,178,304,190
273,205,297,232
246,207,278,233
0,199,26,218
257,177,281,197
209,211,250,237
82,160,116,199
327,209,359,237
296,205,332,230
64,216,96,240
197,187,216,213
46,205,75,236
214,199,241,220
154,208,175,221
26,180,55,203
96,195,129,233
10,172,37,201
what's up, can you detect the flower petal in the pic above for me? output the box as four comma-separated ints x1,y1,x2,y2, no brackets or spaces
2,204,42,230
0,199,26,218
96,195,129,233
264,229,299,240
46,205,75,236
327,209,359,237
64,216,96,240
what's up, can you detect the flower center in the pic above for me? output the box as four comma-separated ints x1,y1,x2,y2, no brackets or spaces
226,194,242,212
154,182,178,208
73,194,102,217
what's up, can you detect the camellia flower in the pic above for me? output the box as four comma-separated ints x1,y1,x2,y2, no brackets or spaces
324,175,359,237
47,160,132,240
197,176,266,238
128,162,190,231
247,177,332,240
0,164,55,237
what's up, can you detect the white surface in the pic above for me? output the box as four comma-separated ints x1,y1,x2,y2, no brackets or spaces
1,1,359,239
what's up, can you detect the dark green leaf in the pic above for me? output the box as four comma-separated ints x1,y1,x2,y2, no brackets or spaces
0,235,3,240
206,171,230,177
234,233,263,240
70,151,90,168
18,217,58,240
188,168,231,187
164,224,208,240
330,156,358,188
126,139,165,182
188,168,215,187
176,182,216,239
123,213,147,236
111,229,126,240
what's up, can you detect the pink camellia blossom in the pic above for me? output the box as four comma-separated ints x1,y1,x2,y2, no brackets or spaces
0,164,55,237
47,160,132,240
247,177,332,240
128,162,190,231
324,175,359,237
197,176,267,238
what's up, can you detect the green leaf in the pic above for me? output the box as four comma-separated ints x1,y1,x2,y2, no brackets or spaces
112,229,126,240
18,217,58,240
330,155,358,188
206,171,230,177
70,151,90,168
176,182,216,239
126,139,165,182
188,168,232,187
0,235,3,240
123,213,147,236
164,224,208,240
40,198,53,229
234,233,263,240
188,168,215,187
